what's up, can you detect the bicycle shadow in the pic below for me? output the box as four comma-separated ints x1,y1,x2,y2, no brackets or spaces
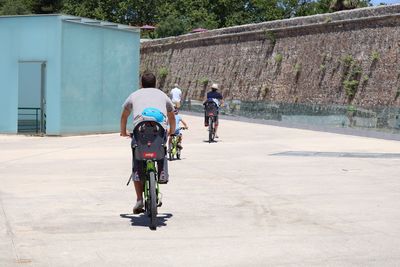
203,140,219,143
120,213,173,229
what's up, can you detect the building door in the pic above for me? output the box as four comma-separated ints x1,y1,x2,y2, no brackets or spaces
18,62,46,134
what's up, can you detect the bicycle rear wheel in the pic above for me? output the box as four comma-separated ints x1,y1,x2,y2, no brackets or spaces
208,117,213,143
149,171,158,230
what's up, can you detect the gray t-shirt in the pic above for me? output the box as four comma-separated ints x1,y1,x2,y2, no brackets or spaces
122,88,174,124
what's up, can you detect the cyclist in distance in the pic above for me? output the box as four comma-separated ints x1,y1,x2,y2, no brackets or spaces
168,107,189,151
120,72,176,213
204,83,224,138
170,83,182,108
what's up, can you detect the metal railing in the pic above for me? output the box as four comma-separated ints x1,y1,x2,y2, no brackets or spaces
180,100,400,134
18,107,41,133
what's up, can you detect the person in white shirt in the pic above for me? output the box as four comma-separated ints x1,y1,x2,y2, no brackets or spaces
170,83,182,108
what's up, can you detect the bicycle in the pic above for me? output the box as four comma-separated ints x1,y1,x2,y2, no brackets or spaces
129,120,166,230
168,127,187,160
204,101,218,143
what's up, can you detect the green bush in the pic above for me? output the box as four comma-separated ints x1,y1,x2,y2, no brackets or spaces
158,67,168,78
294,63,301,74
264,30,276,45
341,55,354,67
343,80,359,98
371,51,380,61
199,78,209,85
274,53,283,63
347,105,356,112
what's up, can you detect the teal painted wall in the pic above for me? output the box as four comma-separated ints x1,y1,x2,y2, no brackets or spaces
0,15,139,135
0,16,61,134
60,21,139,134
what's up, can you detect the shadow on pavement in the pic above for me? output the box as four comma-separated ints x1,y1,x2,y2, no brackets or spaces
202,140,219,143
120,213,173,229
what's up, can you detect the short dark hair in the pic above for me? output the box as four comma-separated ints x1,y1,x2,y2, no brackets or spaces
141,72,156,88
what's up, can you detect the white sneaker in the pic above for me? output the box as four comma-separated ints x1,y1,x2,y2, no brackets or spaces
158,171,169,184
133,199,144,214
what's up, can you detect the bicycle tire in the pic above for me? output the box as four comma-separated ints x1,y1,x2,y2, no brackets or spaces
211,118,216,140
149,171,158,230
177,149,181,159
208,117,213,143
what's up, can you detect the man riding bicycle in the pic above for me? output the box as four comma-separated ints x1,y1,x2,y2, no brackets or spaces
204,83,224,138
120,72,176,214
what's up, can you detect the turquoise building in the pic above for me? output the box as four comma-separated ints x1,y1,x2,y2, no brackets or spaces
0,15,140,135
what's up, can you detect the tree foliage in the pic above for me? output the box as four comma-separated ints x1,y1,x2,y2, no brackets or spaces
1,0,371,37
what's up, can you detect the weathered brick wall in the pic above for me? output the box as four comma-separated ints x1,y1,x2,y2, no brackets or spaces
141,5,400,108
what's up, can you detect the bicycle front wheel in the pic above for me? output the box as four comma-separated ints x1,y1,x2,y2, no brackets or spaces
169,149,173,161
149,171,158,230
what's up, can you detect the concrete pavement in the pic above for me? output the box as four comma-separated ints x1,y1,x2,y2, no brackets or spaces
1,115,400,266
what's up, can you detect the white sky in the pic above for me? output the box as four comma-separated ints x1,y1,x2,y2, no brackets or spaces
371,0,400,5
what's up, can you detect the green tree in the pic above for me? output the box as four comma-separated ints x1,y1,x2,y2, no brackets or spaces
117,0,158,25
0,0,30,15
155,15,186,38
29,0,63,13
62,0,101,19
0,0,353,38
156,0,218,32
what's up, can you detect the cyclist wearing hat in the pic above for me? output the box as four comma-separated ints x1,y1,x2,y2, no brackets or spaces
120,72,176,213
204,83,224,138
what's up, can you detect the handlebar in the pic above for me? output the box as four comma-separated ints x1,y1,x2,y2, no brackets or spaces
169,127,188,137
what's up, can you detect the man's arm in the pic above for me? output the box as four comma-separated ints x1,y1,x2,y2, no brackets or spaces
120,107,131,137
181,119,188,129
219,93,224,107
167,111,176,135
203,91,209,103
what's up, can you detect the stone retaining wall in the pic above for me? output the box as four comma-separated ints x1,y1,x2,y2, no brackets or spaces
141,4,400,109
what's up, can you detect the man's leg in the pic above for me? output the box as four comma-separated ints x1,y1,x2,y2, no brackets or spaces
168,135,172,152
131,138,144,213
157,157,169,184
158,132,169,184
214,115,219,138
177,135,183,149
132,160,145,213
134,181,143,201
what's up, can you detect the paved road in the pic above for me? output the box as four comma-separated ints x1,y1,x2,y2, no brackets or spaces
1,115,400,266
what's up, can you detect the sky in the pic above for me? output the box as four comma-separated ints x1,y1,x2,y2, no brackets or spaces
371,0,400,5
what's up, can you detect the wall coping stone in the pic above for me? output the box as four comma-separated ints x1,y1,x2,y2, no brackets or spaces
141,4,400,49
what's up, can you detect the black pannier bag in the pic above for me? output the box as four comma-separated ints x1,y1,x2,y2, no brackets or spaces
204,101,218,116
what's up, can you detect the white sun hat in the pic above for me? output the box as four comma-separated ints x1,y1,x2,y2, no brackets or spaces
211,83,219,90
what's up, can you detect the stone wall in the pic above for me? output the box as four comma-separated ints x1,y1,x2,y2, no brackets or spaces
141,5,400,109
